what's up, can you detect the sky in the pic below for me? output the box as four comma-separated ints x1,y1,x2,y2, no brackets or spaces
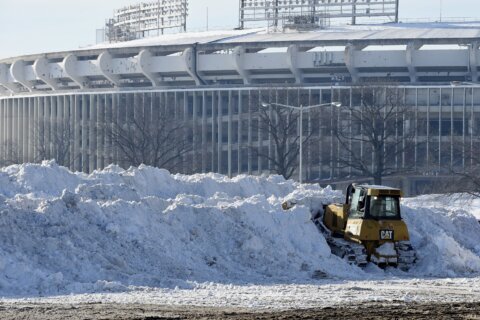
0,0,479,59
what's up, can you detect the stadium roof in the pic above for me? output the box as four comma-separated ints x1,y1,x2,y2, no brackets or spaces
91,21,480,48
1,21,480,63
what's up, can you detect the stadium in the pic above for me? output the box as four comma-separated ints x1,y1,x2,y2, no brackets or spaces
1,0,480,194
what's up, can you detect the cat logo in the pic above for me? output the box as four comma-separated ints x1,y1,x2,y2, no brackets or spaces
380,230,394,240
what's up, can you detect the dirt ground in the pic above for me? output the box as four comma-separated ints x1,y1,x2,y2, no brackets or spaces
0,302,478,320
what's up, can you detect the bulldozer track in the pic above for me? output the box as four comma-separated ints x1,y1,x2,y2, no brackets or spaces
313,218,368,268
396,241,417,271
313,216,417,270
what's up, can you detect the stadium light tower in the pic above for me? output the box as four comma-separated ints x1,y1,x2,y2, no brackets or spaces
238,0,400,29
106,0,188,42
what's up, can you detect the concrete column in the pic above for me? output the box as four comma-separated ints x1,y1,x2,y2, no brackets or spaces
28,98,34,162
62,54,86,89
89,95,97,172
63,95,75,171
217,91,222,174
257,91,262,173
202,91,207,173
438,88,442,168
39,97,46,161
414,88,418,172
13,99,19,161
344,44,365,83
22,98,28,163
97,94,105,170
2,99,7,159
56,96,65,164
451,88,454,167
237,91,243,175
287,45,303,84
50,96,56,160
6,99,13,160
192,92,198,172
470,42,479,82
112,94,119,165
149,92,154,166
43,97,49,160
227,90,233,178
182,47,203,85
426,89,430,170
406,41,422,83
401,89,406,169
0,63,19,93
104,94,112,166
307,90,312,180
183,92,188,173
97,51,121,87
11,60,33,92
138,49,162,87
267,95,273,172
233,46,251,85
247,90,252,175
211,92,216,172
33,97,38,162
33,57,58,91
0,99,4,159
73,95,79,170
462,88,467,169
81,95,88,172
18,98,25,162
330,88,334,178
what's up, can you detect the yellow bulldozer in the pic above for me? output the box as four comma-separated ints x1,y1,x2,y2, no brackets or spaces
316,183,416,270
283,183,416,270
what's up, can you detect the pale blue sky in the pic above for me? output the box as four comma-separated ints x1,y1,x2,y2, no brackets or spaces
0,0,478,59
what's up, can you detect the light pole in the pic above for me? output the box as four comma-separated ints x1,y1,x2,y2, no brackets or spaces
261,101,342,184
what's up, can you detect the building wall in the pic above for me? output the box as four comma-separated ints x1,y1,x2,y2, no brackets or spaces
1,85,480,185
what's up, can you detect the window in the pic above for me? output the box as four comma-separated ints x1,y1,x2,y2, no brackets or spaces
368,196,400,219
349,189,365,219
429,119,467,136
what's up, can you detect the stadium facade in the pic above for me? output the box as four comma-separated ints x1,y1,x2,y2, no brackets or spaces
1,23,480,194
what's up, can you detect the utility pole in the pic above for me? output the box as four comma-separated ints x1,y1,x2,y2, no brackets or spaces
395,0,400,23
439,0,443,22
239,0,245,29
157,0,161,36
274,0,279,28
352,0,357,25
183,0,187,32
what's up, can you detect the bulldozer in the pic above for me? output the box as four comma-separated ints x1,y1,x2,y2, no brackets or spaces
315,183,416,270
282,183,416,270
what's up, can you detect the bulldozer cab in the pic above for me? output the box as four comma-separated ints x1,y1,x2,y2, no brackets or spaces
347,184,402,221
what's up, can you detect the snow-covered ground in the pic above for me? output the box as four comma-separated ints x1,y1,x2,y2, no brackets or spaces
7,277,480,310
0,161,479,308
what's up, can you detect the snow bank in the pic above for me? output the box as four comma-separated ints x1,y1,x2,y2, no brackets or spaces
403,196,480,276
0,161,479,297
0,161,349,296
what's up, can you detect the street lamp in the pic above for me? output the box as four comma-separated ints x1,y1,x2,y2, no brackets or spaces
260,100,342,184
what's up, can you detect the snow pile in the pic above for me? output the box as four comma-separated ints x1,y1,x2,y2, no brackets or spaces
0,161,348,296
402,196,480,276
0,160,479,297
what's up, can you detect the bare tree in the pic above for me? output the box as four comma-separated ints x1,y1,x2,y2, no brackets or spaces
108,102,190,172
0,140,21,167
35,119,74,167
333,85,415,185
252,90,319,180
443,138,480,197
